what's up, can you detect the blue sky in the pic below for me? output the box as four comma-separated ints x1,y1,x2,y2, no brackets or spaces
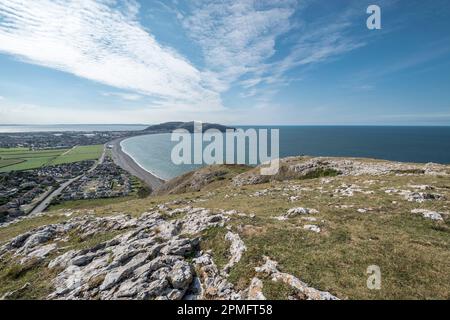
0,0,449,125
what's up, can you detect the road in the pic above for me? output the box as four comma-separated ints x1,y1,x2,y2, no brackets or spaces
29,177,81,215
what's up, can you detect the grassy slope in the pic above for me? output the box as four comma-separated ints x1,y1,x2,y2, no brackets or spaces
1,161,449,299
196,174,450,299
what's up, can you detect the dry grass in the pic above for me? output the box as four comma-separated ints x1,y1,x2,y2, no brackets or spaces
0,254,59,299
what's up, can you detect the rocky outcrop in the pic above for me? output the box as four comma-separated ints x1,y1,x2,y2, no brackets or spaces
303,225,321,233
247,277,266,300
193,252,241,300
286,207,319,217
333,184,374,197
1,214,131,259
0,205,276,300
275,207,319,221
0,207,233,300
405,192,444,203
255,256,338,300
191,231,248,300
1,283,31,300
385,188,445,203
411,209,444,221
223,231,247,273
233,157,449,186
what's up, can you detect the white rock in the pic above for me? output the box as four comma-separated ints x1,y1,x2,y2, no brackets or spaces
301,217,318,222
168,260,193,290
247,277,266,300
223,232,246,273
22,243,57,262
255,256,338,300
286,207,319,217
303,225,321,233
411,209,444,221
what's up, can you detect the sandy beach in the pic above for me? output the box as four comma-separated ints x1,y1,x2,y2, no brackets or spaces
110,137,165,190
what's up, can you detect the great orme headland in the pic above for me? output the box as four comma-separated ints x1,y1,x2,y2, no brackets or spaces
0,0,449,304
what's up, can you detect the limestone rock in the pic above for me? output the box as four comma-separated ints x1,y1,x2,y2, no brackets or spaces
255,256,338,300
303,225,321,233
223,232,246,273
168,260,194,290
411,209,444,221
193,253,241,300
247,277,266,300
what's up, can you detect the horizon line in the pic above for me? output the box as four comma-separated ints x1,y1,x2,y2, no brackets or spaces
1,123,450,127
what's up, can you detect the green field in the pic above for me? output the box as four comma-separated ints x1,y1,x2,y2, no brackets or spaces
48,145,104,165
0,158,25,169
0,145,103,172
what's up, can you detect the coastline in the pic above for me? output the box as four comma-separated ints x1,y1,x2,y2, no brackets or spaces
110,137,166,190
119,137,168,181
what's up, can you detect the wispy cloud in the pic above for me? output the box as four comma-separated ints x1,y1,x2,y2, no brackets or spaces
181,0,369,100
359,39,450,81
0,0,221,111
181,0,297,91
102,92,143,101
0,0,380,120
244,4,372,94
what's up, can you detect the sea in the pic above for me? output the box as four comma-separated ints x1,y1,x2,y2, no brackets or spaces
120,126,450,181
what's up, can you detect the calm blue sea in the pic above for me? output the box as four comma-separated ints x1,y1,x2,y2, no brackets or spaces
121,126,450,181
0,124,148,133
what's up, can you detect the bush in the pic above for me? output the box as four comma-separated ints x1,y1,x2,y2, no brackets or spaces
301,168,340,180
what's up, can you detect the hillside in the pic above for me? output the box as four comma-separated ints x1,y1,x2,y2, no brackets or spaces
142,121,232,133
0,156,449,300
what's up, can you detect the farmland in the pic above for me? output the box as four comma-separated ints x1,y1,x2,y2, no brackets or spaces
48,145,104,165
0,145,103,173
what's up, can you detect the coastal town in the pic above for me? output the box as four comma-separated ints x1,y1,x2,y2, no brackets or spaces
52,156,134,203
0,122,231,225
0,146,140,225
0,130,132,149
0,122,229,149
0,161,93,220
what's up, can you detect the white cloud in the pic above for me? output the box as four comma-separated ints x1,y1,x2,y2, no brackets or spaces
241,8,369,95
182,0,296,90
0,0,222,111
181,0,367,100
0,95,4,100
102,92,143,101
0,101,235,125
0,0,373,123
